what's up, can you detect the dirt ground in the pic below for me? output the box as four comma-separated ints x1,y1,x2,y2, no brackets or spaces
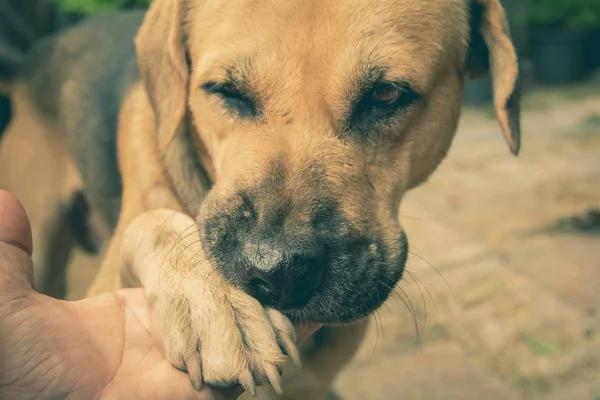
65,81,600,399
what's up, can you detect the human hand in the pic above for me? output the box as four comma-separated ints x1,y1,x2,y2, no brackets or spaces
0,190,321,400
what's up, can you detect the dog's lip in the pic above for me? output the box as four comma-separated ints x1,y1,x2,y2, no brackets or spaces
295,322,323,343
286,313,323,341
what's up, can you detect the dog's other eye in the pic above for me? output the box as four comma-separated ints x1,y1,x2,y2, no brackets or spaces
201,81,258,119
350,81,420,135
370,83,403,106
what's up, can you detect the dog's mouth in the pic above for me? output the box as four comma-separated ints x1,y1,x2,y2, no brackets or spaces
295,322,324,342
277,232,408,325
275,253,406,325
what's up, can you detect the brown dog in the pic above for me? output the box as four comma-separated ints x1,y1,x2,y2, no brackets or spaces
0,0,520,398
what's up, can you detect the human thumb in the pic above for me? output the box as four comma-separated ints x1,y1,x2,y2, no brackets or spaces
0,190,35,292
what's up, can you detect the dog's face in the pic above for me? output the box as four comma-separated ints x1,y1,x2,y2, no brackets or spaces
136,0,520,324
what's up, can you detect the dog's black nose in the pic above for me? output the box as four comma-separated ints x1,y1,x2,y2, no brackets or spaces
241,242,327,309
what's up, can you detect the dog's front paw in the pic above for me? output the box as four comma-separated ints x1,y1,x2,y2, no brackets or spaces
149,283,300,395
120,209,300,394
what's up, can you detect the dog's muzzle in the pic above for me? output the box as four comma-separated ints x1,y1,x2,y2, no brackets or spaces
201,189,349,311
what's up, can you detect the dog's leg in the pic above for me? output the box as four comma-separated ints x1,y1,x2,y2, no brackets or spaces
30,208,76,299
92,206,300,394
248,321,368,400
0,94,81,298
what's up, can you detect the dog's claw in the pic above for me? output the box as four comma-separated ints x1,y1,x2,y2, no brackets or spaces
265,364,283,394
148,261,296,398
239,369,256,396
284,339,302,369
185,353,203,391
266,309,302,369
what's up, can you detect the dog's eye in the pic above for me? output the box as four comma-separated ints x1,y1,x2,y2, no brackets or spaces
350,81,420,135
215,83,239,97
201,81,258,119
363,82,417,111
369,83,403,106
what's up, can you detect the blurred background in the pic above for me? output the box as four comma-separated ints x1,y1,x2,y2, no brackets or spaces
1,0,599,399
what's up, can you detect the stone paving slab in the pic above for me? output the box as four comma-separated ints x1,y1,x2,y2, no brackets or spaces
399,201,492,277
439,172,600,251
334,342,521,400
509,234,600,321
543,378,600,400
437,262,599,394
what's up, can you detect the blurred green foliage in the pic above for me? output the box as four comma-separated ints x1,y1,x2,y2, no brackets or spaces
58,0,600,29
57,0,151,14
526,0,600,29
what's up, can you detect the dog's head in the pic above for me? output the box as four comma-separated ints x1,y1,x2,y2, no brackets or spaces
135,0,520,324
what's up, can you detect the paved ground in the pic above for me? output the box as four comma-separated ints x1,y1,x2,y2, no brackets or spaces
66,81,600,399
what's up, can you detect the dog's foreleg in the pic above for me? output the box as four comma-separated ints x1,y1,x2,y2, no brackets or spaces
115,208,300,394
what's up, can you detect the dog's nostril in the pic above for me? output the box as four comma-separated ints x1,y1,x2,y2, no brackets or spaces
248,277,278,305
250,277,271,295
240,240,329,309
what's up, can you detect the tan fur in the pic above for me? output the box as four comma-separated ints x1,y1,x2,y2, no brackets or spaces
1,0,521,398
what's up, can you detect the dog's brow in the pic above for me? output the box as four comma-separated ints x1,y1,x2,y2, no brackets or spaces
356,61,423,92
355,66,387,93
225,59,254,87
222,63,262,97
351,65,420,101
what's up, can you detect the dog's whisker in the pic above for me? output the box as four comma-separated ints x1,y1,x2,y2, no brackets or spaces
401,272,428,330
159,224,203,269
407,250,454,299
379,277,422,351
397,272,428,320
394,285,422,352
167,224,206,262
372,239,449,293
172,237,208,273
375,309,384,350
373,279,395,345
371,259,438,333
404,269,438,315
381,299,392,313
365,288,384,349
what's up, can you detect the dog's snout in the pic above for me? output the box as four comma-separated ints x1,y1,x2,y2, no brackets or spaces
202,174,360,312
242,242,327,309
202,184,406,323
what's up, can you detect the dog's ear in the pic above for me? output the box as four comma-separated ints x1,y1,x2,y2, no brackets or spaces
465,0,521,156
135,0,189,149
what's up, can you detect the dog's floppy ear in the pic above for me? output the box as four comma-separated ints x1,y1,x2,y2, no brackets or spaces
135,0,189,149
465,0,521,156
